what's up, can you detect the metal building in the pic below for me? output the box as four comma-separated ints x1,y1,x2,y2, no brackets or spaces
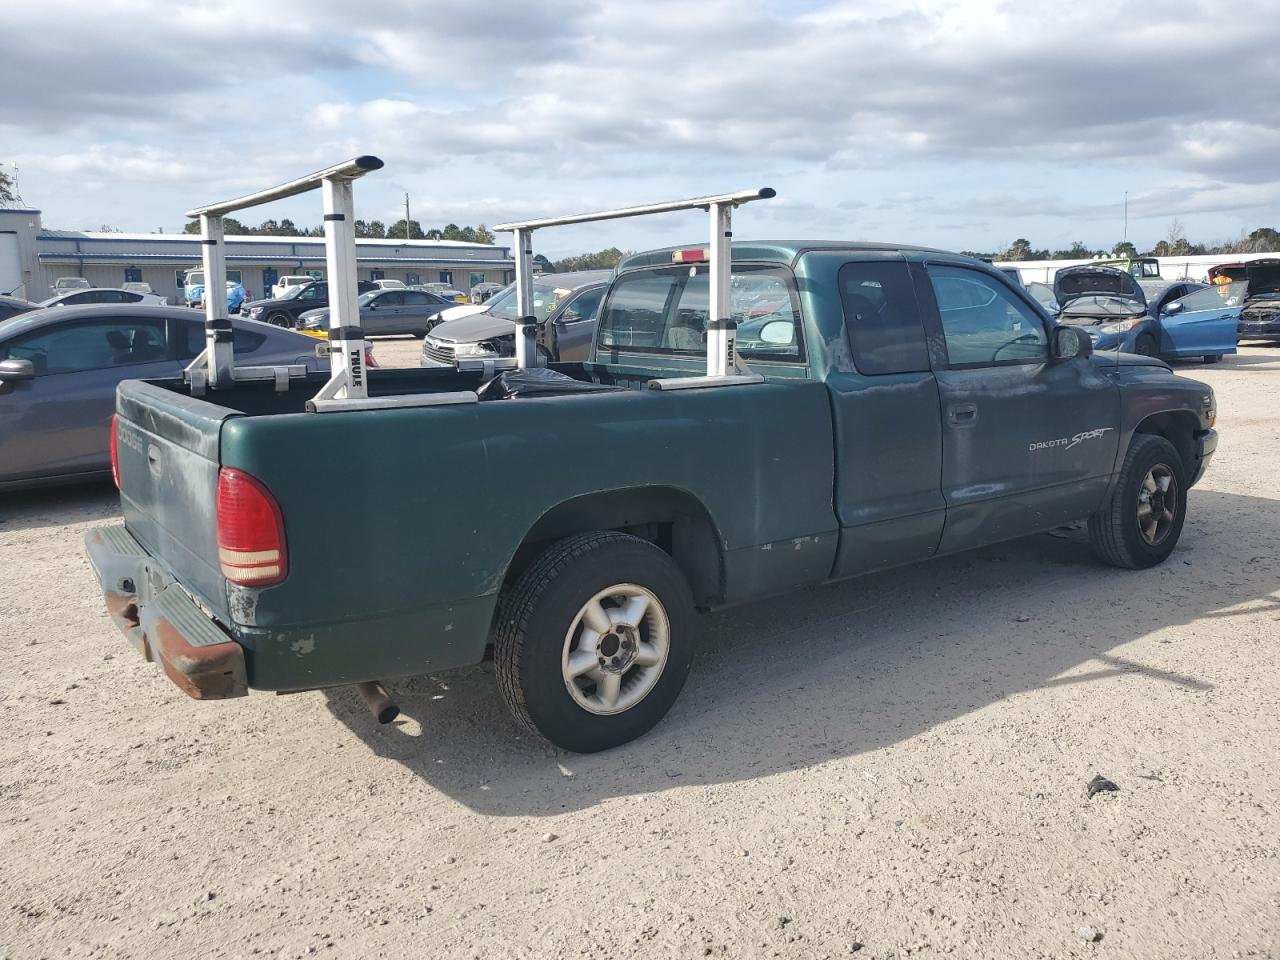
0,206,514,303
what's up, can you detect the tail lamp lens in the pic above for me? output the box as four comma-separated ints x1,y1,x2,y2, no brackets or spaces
216,467,288,586
109,415,120,489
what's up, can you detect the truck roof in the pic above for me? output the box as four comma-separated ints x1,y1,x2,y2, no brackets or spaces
617,240,964,271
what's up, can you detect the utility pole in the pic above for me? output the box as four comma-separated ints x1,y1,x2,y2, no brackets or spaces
1123,191,1128,245
404,193,411,240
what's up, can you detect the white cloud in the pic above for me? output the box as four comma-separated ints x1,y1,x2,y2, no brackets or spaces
4,0,1279,251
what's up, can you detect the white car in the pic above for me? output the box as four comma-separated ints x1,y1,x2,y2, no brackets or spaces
372,278,406,290
50,277,91,296
272,275,315,299
38,287,169,308
122,281,157,296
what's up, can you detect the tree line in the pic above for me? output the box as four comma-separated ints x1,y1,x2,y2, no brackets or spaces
980,222,1280,262
181,217,496,244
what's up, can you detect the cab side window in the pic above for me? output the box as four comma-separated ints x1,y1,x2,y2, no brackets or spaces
928,265,1047,365
840,261,929,375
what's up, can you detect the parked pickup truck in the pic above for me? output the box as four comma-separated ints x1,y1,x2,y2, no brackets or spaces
86,242,1218,752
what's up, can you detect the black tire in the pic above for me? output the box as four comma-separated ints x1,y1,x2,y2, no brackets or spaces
494,531,696,753
1134,333,1158,357
1088,433,1188,569
1203,354,1222,364
266,311,292,328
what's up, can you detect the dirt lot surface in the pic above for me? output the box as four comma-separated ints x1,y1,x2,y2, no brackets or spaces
3,346,1279,960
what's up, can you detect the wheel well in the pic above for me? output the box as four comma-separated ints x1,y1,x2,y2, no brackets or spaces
1133,411,1197,471
506,488,724,608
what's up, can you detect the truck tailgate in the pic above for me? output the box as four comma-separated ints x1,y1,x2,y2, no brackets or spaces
115,379,236,621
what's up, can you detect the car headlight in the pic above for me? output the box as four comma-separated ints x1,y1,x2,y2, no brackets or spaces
453,340,497,358
248,306,264,318
1096,318,1143,335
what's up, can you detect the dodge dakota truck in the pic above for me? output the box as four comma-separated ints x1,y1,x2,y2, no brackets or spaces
84,173,1218,754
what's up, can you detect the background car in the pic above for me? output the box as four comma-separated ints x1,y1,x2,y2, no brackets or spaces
39,287,168,308
183,272,249,312
0,305,327,489
241,278,378,328
300,288,453,337
271,275,315,299
121,281,157,297
372,278,406,290
0,294,38,323
436,288,469,303
50,277,91,295
421,270,609,366
1229,260,1280,342
470,281,504,303
1039,266,1234,362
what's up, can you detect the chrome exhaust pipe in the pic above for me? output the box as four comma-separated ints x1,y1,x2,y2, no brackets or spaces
355,681,399,724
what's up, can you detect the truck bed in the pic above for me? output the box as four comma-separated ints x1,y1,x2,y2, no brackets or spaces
111,365,838,691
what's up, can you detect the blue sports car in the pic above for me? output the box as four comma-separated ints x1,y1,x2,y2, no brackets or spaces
1031,265,1236,363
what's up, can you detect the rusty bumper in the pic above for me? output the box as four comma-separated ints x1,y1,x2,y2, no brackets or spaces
85,525,247,700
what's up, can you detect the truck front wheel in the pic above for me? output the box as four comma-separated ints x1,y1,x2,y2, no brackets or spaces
1088,433,1187,569
494,531,695,753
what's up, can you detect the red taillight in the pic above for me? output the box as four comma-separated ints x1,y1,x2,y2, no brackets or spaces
364,345,378,368
216,468,288,586
671,247,710,264
109,415,120,489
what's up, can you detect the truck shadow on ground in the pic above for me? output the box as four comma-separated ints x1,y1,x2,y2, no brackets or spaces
325,487,1280,817
0,479,118,534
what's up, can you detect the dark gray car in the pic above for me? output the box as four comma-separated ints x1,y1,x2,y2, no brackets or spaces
299,288,452,337
0,305,326,489
420,270,610,366
0,295,37,323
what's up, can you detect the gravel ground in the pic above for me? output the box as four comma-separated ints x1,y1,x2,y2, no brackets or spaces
2,346,1279,960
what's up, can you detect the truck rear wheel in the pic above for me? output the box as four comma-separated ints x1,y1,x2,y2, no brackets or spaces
1088,433,1187,569
493,531,695,753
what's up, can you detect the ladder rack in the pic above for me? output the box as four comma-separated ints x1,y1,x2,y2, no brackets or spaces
494,187,775,380
183,156,477,412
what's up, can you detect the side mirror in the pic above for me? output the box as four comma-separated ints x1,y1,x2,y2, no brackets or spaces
0,357,35,382
1052,325,1092,361
1162,301,1184,316
759,320,796,345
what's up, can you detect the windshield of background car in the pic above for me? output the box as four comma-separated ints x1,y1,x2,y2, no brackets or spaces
596,263,803,362
487,280,578,323
1169,281,1248,312
186,272,204,286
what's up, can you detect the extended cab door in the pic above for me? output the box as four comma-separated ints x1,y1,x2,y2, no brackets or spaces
918,261,1119,553
824,255,947,578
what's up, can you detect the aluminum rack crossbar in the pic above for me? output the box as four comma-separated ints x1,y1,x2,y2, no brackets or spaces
493,187,775,378
183,155,445,412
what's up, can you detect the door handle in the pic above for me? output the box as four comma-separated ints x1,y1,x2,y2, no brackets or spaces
948,403,978,426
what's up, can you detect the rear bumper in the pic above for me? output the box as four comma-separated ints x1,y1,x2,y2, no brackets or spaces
1190,428,1218,487
84,524,247,699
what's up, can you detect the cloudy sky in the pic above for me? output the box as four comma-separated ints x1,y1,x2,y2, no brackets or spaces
2,0,1277,257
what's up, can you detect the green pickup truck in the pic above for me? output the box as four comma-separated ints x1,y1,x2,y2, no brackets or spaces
86,239,1218,753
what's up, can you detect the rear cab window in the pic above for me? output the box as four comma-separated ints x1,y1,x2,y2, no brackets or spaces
839,260,929,375
596,264,805,364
